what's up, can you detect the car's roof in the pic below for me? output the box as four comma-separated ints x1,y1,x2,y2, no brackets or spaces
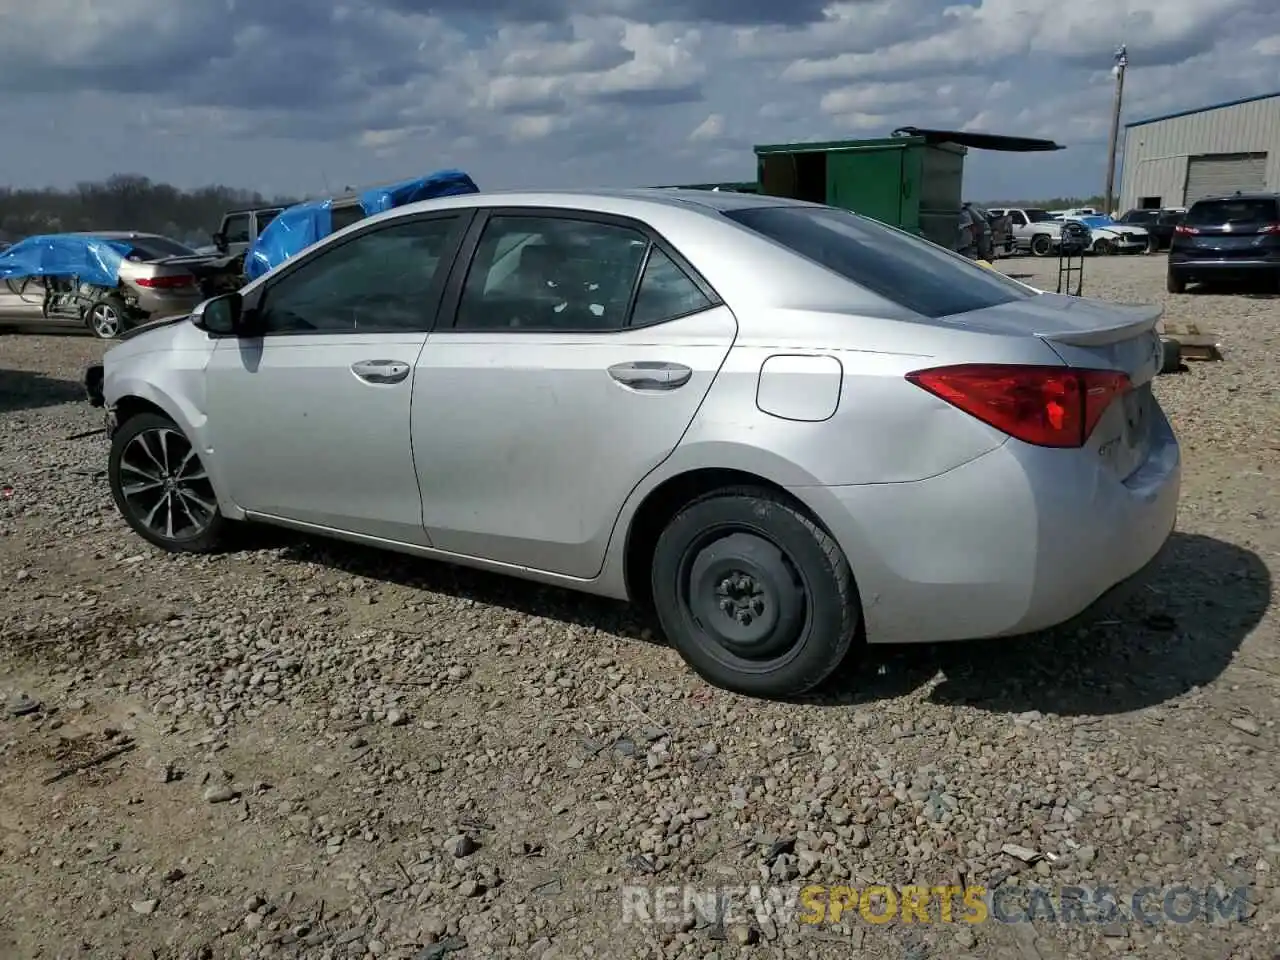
68,230,168,240
1189,192,1280,203
385,187,812,221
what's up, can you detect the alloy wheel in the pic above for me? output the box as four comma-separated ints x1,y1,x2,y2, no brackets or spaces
90,303,121,339
117,427,218,541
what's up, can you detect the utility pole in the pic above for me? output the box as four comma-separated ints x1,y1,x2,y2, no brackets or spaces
1103,44,1128,216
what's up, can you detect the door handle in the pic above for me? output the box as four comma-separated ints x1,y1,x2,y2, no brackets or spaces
607,361,693,391
351,359,410,384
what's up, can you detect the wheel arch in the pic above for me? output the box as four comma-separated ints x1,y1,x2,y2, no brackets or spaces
107,378,241,519
621,466,832,611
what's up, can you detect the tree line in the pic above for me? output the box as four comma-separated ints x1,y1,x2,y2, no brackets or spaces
983,195,1109,210
0,175,297,249
0,174,1117,251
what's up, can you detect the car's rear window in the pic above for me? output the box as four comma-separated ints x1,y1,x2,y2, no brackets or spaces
724,205,1035,318
125,236,197,259
1185,198,1279,225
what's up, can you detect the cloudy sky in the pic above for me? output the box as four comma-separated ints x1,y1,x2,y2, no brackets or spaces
2,0,1276,202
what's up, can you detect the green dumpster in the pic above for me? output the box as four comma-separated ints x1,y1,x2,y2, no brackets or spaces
754,135,964,248
752,128,1065,250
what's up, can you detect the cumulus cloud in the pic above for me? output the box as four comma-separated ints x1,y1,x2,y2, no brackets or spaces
0,0,1273,200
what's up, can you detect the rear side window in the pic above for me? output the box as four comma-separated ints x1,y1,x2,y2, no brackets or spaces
724,206,1035,318
1185,198,1279,225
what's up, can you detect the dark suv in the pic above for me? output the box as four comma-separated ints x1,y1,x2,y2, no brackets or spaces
1167,193,1280,293
1117,208,1183,251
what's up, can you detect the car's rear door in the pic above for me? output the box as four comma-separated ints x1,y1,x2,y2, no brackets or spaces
203,211,471,542
0,277,49,323
411,208,737,579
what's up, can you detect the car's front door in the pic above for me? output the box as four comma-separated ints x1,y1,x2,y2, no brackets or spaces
204,211,470,543
412,209,737,579
1008,210,1030,242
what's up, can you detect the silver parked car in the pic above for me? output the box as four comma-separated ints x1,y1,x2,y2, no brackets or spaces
86,189,1181,697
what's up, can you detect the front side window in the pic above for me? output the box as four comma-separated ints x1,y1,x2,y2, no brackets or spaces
222,215,251,244
257,216,462,334
724,205,1035,319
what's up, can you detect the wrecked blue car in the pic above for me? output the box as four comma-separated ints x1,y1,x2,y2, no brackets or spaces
244,169,480,281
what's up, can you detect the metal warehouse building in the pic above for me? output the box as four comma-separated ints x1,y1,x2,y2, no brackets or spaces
1119,90,1280,212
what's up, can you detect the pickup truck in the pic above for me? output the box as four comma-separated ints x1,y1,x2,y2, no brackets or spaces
987,207,1065,257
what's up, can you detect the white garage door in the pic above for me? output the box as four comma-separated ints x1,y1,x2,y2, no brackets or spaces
1183,153,1268,204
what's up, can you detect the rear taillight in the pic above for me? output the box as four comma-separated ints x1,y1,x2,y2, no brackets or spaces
906,364,1130,448
1174,224,1198,235
134,274,194,289
1260,223,1280,234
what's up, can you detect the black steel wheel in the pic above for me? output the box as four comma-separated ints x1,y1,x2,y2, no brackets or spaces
108,412,229,553
651,487,859,697
1030,234,1053,257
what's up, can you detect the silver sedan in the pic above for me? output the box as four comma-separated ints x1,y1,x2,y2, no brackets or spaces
87,189,1181,697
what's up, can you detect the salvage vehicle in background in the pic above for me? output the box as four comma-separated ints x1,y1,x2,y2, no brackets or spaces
1167,193,1280,293
988,207,1065,257
86,188,1180,698
1063,214,1150,255
243,169,479,280
0,232,227,338
1117,208,1183,251
198,206,285,257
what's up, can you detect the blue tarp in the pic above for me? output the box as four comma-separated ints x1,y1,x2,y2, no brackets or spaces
0,234,133,288
244,168,479,281
243,199,334,282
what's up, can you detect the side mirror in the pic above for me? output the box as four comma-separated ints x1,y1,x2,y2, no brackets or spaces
193,292,256,336
212,232,228,253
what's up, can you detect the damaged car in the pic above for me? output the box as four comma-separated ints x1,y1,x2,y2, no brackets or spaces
0,231,241,338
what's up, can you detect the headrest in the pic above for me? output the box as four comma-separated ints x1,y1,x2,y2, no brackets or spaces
517,244,564,275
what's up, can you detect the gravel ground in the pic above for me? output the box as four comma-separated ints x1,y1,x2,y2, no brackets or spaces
1,253,1278,960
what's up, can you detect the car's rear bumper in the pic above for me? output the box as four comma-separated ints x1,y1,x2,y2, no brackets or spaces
133,290,204,318
1169,256,1280,272
797,409,1181,644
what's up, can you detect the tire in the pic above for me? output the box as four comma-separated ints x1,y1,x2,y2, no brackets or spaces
650,487,859,698
1030,234,1053,257
1093,238,1115,256
1166,271,1186,294
108,412,230,553
86,295,128,340
1159,338,1182,374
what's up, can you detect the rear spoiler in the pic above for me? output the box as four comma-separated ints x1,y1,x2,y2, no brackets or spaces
1035,303,1163,347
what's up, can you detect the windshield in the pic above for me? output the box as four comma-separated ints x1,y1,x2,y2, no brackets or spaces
1024,209,1055,222
724,205,1035,319
1185,198,1279,225
124,236,199,258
